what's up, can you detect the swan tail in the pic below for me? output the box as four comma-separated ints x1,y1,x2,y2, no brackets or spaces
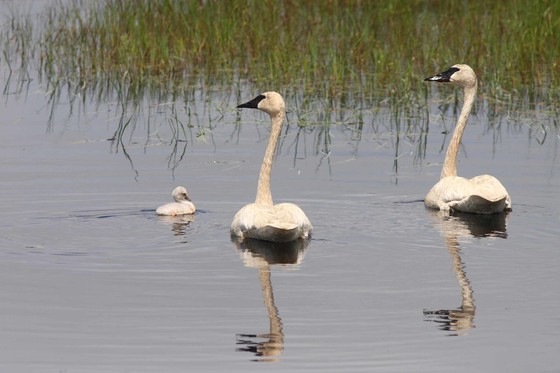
246,224,308,243
449,195,509,214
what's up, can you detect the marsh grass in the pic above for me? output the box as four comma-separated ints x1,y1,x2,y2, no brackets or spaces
1,0,559,174
4,0,560,104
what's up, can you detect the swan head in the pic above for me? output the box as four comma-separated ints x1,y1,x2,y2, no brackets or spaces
425,64,477,89
171,186,191,202
237,91,285,117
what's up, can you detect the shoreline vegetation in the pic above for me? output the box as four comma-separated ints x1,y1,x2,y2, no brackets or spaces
1,0,559,109
0,0,558,176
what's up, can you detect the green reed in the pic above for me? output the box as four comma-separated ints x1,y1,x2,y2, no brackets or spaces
3,0,559,108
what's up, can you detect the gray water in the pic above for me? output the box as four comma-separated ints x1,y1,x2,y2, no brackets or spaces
1,74,559,371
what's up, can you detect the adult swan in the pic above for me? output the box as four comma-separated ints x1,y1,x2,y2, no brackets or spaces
424,64,512,214
231,92,312,242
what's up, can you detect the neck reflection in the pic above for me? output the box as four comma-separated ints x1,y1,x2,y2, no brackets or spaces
232,237,309,362
424,210,508,336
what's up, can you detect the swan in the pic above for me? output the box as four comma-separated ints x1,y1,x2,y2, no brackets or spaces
424,64,512,214
231,92,312,243
156,186,196,216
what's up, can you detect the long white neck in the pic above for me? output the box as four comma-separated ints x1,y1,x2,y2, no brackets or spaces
440,81,477,179
255,111,285,206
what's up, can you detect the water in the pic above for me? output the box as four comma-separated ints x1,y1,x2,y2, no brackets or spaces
1,74,559,372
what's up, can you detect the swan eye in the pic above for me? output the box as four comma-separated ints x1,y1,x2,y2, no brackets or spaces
442,67,460,77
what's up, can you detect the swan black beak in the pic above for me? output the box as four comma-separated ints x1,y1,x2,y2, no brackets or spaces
425,67,460,82
237,94,266,109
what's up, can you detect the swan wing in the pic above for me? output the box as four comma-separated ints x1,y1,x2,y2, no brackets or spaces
468,175,511,204
231,203,312,242
425,176,511,214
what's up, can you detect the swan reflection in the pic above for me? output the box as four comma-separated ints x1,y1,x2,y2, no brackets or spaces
424,210,508,335
232,237,309,362
156,214,194,237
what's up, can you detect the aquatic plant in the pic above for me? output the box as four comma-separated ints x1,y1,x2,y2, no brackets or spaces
2,0,559,106
0,0,558,176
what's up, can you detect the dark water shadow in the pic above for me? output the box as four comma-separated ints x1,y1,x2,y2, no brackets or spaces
67,208,195,237
423,209,508,336
59,208,152,221
232,237,309,362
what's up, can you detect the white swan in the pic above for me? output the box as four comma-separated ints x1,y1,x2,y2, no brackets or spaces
424,64,512,214
231,92,312,243
156,186,195,216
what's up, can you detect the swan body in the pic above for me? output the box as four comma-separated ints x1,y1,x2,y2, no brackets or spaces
156,186,195,216
231,92,312,242
231,202,311,243
424,64,512,214
425,175,510,214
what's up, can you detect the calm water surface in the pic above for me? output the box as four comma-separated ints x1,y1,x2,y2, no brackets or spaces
0,76,559,372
